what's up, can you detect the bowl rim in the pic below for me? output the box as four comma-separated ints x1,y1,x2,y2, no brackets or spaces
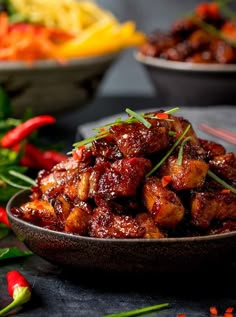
6,189,236,244
0,51,120,72
135,51,236,72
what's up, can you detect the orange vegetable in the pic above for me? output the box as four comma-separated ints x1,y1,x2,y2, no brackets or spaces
161,175,172,187
155,113,169,119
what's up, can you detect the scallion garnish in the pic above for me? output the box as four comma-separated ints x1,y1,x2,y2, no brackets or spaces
9,170,36,186
101,303,170,317
125,108,151,128
73,132,109,148
164,107,180,114
146,124,191,177
207,170,236,194
72,107,181,150
169,131,176,137
177,136,192,166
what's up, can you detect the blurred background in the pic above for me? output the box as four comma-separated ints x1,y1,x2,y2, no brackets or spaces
96,0,236,97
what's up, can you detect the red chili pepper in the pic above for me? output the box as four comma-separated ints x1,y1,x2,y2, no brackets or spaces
41,150,67,166
221,189,231,194
161,175,172,187
73,145,85,161
0,271,31,316
196,2,220,19
177,314,186,317
155,112,169,119
225,308,234,313
0,206,10,228
23,143,65,170
1,115,56,148
224,313,234,317
210,306,218,316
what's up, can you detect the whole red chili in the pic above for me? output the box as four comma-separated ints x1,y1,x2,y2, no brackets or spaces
0,206,10,228
0,270,31,316
0,115,55,148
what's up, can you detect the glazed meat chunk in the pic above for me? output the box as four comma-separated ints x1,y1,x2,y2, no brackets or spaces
169,116,200,145
199,139,226,159
109,121,169,157
65,206,91,235
89,207,145,239
97,157,152,199
136,213,165,238
159,156,209,190
11,200,60,231
191,191,236,229
91,136,123,160
143,177,185,228
209,152,236,182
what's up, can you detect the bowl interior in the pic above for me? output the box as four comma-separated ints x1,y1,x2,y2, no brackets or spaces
6,190,236,273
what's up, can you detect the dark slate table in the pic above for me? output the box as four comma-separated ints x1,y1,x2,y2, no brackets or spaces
0,96,235,317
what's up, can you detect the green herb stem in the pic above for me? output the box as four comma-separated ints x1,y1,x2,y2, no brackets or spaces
177,136,192,166
101,303,170,317
125,108,151,128
207,170,236,194
146,124,191,177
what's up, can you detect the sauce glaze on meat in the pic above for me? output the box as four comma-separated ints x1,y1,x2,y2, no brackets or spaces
11,110,236,239
140,2,236,64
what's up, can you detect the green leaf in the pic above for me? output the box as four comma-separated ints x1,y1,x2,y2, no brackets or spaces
0,224,10,240
0,247,33,260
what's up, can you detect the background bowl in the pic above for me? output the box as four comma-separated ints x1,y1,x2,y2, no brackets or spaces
7,190,236,273
0,52,119,116
135,52,236,107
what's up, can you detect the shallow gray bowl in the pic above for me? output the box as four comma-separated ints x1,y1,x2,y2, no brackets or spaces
0,52,119,116
7,190,236,273
135,52,236,107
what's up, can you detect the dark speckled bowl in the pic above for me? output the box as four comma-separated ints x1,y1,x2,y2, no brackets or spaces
7,190,236,273
0,52,119,116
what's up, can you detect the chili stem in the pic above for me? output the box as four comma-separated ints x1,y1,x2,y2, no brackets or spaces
101,303,170,317
146,125,191,177
8,170,36,186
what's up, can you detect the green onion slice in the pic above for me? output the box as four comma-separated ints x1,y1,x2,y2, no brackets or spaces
146,124,191,177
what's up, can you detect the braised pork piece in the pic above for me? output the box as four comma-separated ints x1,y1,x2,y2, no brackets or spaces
140,2,236,64
11,110,236,239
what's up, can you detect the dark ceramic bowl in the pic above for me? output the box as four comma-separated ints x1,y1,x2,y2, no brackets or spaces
0,52,119,116
135,52,236,107
7,190,236,273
